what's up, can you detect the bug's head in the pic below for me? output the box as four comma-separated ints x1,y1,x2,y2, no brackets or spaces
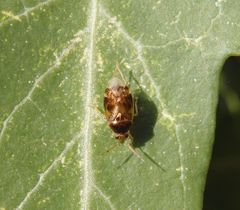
115,133,128,144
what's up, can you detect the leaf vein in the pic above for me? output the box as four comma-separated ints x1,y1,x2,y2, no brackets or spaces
15,132,81,210
93,184,116,210
79,1,97,209
0,0,55,27
99,6,165,109
0,30,85,144
174,124,186,210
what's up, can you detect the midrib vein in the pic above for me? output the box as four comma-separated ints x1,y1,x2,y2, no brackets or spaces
80,0,97,209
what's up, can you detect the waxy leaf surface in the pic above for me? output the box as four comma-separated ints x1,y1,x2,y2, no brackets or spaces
0,0,240,209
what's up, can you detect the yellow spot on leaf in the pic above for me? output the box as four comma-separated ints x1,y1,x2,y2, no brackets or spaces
2,10,21,22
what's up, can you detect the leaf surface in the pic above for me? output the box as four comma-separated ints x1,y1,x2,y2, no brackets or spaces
0,0,240,209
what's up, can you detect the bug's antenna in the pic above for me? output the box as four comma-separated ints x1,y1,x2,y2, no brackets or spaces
129,70,143,91
112,59,127,85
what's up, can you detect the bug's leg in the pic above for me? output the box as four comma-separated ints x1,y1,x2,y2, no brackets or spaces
134,97,138,117
95,105,104,115
138,147,165,171
90,104,104,114
102,143,119,155
90,104,105,121
127,143,144,162
128,132,133,140
127,133,144,161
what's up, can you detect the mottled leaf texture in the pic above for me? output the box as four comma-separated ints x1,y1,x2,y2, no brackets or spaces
0,0,240,210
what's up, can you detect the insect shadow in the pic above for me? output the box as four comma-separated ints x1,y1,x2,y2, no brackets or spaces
131,89,158,148
117,87,163,170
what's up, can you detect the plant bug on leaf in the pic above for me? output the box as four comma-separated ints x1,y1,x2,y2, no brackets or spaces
103,62,142,159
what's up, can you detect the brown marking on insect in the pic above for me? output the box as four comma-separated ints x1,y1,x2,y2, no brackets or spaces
103,64,137,144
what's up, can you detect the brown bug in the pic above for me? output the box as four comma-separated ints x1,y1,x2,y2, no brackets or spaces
103,63,141,157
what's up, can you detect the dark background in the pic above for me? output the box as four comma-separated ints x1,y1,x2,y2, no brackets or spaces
204,57,240,210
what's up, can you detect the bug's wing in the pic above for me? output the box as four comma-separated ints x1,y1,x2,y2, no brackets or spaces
122,93,134,121
103,89,115,120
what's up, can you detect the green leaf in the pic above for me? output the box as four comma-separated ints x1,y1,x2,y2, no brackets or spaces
0,0,240,209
